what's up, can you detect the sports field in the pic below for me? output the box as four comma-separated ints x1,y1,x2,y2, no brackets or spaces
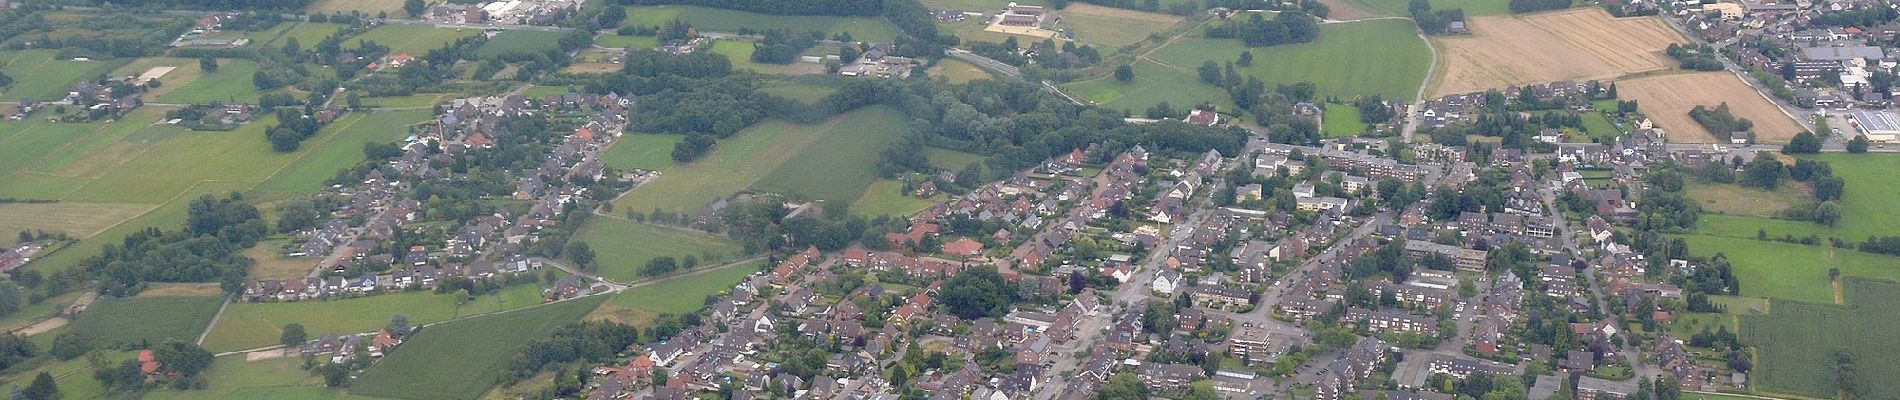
347,24,479,56
350,295,606,400
614,106,908,214
1147,18,1430,101
1431,9,1684,97
200,284,545,353
623,5,903,43
569,217,743,283
68,295,224,346
609,259,762,315
475,30,567,58
1056,4,1185,47
1675,235,1900,304
1741,278,1900,398
1617,72,1803,144
600,133,683,171
0,50,129,102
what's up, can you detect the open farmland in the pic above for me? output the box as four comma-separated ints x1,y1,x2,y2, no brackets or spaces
609,259,762,314
569,217,744,283
1617,72,1804,143
710,40,826,75
0,202,154,239
600,133,684,171
159,58,265,104
1741,278,1900,398
752,106,909,204
307,0,422,16
0,50,129,102
1064,59,1236,115
1127,18,1429,104
1430,9,1684,97
475,30,566,58
68,295,224,346
1674,235,1900,304
853,180,943,218
1056,4,1184,47
614,106,908,215
347,24,479,56
929,59,994,83
350,295,606,400
201,285,546,353
1336,0,1511,17
623,5,902,43
110,57,204,99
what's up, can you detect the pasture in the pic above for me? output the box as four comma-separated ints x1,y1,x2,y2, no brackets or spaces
1617,72,1803,144
350,295,606,400
929,59,995,83
1675,235,1900,304
200,285,545,353
596,34,660,49
1430,9,1683,97
623,5,904,43
159,58,265,104
475,30,567,58
0,202,152,239
347,24,479,56
760,77,844,104
1323,103,1365,137
1063,59,1236,115
0,351,137,400
1336,0,1511,17
752,106,910,204
1684,181,1811,219
1740,278,1900,398
110,57,203,99
1148,18,1431,101
710,40,826,75
569,217,744,283
927,148,987,172
252,110,431,194
614,106,907,214
853,180,943,218
307,0,420,17
139,355,338,400
0,50,128,102
609,259,763,314
1056,4,1185,47
918,0,1050,10
1687,154,1900,245
68,295,224,346
599,133,684,171
274,22,348,48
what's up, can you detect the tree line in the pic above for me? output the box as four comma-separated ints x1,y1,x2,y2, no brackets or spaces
1204,10,1320,48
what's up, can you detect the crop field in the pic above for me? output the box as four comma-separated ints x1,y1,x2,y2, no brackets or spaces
1675,235,1900,304
160,58,265,104
596,34,659,49
1064,59,1237,115
1617,72,1803,144
569,217,743,283
1056,4,1184,47
200,285,545,353
1147,18,1431,101
1323,103,1365,137
1431,9,1683,97
1741,278,1900,398
615,106,907,214
347,24,478,56
69,295,223,346
853,180,943,218
475,30,567,58
609,259,762,314
0,50,129,102
350,295,606,400
623,5,903,43
752,106,909,204
929,59,994,83
600,133,684,171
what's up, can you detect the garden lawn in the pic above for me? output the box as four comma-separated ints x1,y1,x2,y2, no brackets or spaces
615,106,903,214
853,179,942,218
68,295,224,346
347,24,479,56
622,5,902,43
609,259,762,314
600,133,684,171
1148,18,1430,101
570,217,743,283
200,285,546,353
752,106,908,204
475,30,567,58
0,50,128,102
1741,278,1900,398
1323,103,1365,137
350,295,607,400
1674,234,1900,304
160,58,264,104
1582,111,1620,140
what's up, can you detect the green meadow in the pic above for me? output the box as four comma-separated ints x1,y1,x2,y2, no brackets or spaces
614,106,908,214
609,259,762,314
569,217,744,283
350,296,606,400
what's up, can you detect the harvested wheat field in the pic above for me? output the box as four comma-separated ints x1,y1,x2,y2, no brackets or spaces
1617,72,1804,144
1431,8,1685,96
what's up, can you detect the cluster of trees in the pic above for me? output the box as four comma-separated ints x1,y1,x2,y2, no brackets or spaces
506,321,642,381
97,341,214,392
1784,130,1824,153
1859,236,1900,256
1665,43,1724,71
1688,103,1754,142
1354,95,1398,124
85,193,266,296
1203,10,1320,47
265,107,330,152
938,268,1016,319
749,29,819,64
1507,0,1571,13
1410,0,1466,35
1813,5,1899,28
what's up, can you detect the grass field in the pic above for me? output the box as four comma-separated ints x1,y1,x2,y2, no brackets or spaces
0,291,82,332
622,5,903,43
350,295,606,400
1581,111,1620,141
1143,18,1429,103
752,106,909,204
760,77,844,104
852,180,943,218
1684,181,1811,219
1675,235,1900,304
1741,278,1900,398
0,351,137,400
347,24,479,56
306,0,421,17
140,355,359,400
200,285,545,353
929,59,995,83
475,30,567,58
0,202,154,239
614,106,907,214
1323,103,1365,137
1687,153,1900,243
160,58,265,104
68,295,223,346
927,148,987,172
1339,0,1510,17
252,110,430,194
709,40,825,75
110,57,204,99
273,22,348,48
569,217,743,283
596,34,660,49
1063,59,1237,115
1056,4,1185,47
609,259,762,314
0,50,129,102
599,133,683,172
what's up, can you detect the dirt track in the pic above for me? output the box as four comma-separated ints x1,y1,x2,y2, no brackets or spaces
1430,8,1685,96
1618,72,1805,144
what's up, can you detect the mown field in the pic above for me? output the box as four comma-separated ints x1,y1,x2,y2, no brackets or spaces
200,285,545,353
347,24,479,56
306,0,417,16
139,354,377,400
569,217,744,283
1064,59,1234,115
1684,181,1812,219
760,77,844,104
1323,103,1365,137
929,59,994,83
1741,278,1900,398
1056,4,1185,47
350,295,607,400
160,58,264,104
0,50,128,102
1674,235,1900,304
614,106,908,214
622,5,902,43
709,40,825,75
1338,0,1510,17
609,259,762,315
1682,154,1900,258
752,106,909,204
475,30,567,58
1432,9,1685,97
68,295,224,346
599,133,683,171
852,179,942,218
